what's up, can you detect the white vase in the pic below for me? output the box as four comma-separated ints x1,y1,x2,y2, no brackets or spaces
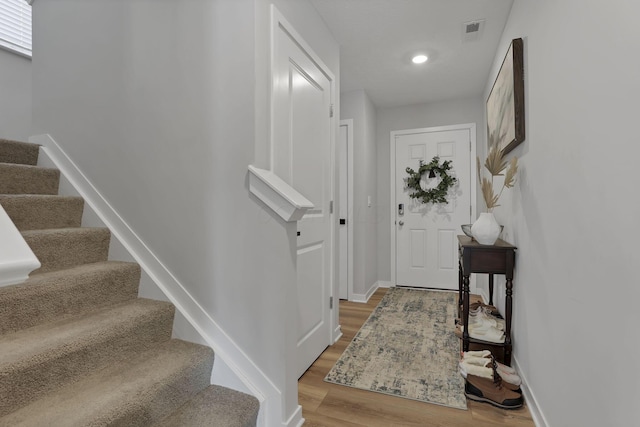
471,213,501,245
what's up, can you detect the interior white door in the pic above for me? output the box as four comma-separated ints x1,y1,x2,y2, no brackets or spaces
273,18,333,378
338,122,349,300
394,128,471,290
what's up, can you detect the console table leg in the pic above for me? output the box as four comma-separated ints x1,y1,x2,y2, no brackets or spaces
458,260,463,311
488,274,494,306
505,278,513,365
462,274,471,352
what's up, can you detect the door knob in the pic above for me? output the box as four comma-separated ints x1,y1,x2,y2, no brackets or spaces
398,221,404,226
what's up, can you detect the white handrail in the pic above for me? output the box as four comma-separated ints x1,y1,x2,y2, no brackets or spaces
0,203,40,286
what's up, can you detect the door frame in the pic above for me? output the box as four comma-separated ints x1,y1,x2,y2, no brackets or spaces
339,119,354,300
389,123,477,288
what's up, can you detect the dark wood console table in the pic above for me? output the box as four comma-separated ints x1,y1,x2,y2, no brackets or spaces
458,235,517,365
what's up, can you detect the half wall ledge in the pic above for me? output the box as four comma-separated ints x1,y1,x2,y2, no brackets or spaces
248,165,313,222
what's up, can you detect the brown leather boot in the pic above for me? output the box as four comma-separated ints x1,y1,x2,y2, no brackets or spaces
464,374,523,409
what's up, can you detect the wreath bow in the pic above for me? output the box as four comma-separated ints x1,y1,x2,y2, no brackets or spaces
405,156,457,205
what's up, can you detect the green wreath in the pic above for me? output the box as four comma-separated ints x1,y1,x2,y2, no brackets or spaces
405,156,457,205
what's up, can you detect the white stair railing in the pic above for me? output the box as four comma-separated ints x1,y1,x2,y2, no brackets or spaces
0,203,40,286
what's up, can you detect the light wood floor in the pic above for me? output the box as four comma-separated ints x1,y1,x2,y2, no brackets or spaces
298,288,535,427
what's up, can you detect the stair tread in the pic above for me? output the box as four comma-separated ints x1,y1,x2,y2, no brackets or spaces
0,261,141,335
22,227,111,274
0,194,84,230
0,163,60,195
156,385,260,427
0,298,172,366
0,339,214,427
0,139,39,166
22,260,138,285
21,226,108,237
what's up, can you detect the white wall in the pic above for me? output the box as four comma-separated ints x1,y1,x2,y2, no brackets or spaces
31,0,338,425
0,48,31,140
341,90,377,299
485,2,640,426
375,98,484,283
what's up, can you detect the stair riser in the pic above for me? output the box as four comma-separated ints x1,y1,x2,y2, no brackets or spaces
0,139,39,166
23,228,110,274
106,353,214,426
0,164,59,195
155,385,260,427
0,303,175,417
0,195,84,231
0,263,141,335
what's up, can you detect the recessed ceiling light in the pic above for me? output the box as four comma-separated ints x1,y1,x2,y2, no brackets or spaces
412,54,428,64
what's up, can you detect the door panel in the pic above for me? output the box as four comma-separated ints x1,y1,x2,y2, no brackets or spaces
274,21,332,378
395,129,471,289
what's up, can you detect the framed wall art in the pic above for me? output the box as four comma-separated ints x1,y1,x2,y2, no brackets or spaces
486,38,525,155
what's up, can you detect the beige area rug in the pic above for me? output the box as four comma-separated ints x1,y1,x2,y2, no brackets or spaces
324,287,466,409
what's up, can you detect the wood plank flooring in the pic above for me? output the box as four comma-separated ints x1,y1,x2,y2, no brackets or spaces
298,288,535,427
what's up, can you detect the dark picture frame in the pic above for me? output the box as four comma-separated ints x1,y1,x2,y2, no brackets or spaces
486,38,525,155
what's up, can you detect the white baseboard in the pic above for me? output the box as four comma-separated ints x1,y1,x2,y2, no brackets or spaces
283,405,303,427
513,355,548,427
351,282,379,303
351,281,392,303
31,134,285,427
332,324,343,344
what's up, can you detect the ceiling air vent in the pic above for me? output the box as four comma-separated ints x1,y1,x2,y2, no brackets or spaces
462,19,485,42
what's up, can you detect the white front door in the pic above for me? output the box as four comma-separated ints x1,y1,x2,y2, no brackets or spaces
393,126,474,290
272,14,334,378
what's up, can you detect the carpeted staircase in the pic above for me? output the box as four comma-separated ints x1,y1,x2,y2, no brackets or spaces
0,138,260,426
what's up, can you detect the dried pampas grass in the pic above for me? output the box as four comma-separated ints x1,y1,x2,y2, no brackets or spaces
478,146,518,212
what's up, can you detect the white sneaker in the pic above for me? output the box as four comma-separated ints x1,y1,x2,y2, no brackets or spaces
464,324,505,343
469,311,505,330
462,353,521,385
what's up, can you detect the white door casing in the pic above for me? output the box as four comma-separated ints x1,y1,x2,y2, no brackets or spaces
338,120,353,300
390,124,476,290
272,12,334,378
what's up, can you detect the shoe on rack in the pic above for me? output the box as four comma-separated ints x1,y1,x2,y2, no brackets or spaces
459,359,521,392
464,374,523,409
461,352,520,381
454,324,505,344
469,310,505,330
462,350,491,359
467,324,505,343
468,301,500,316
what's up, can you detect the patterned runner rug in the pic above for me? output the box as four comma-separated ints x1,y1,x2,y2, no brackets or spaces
324,287,466,409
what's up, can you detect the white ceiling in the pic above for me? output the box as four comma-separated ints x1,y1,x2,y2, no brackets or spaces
309,0,514,108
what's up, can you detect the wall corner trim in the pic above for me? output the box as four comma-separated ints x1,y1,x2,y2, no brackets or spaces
513,355,548,427
248,165,313,222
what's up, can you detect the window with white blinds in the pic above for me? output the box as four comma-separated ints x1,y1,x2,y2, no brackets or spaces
0,0,31,57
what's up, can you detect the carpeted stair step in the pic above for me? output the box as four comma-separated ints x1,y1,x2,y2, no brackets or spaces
0,163,59,195
156,385,260,427
22,227,110,274
0,261,141,335
0,298,175,417
0,339,214,426
0,139,39,166
0,194,84,231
